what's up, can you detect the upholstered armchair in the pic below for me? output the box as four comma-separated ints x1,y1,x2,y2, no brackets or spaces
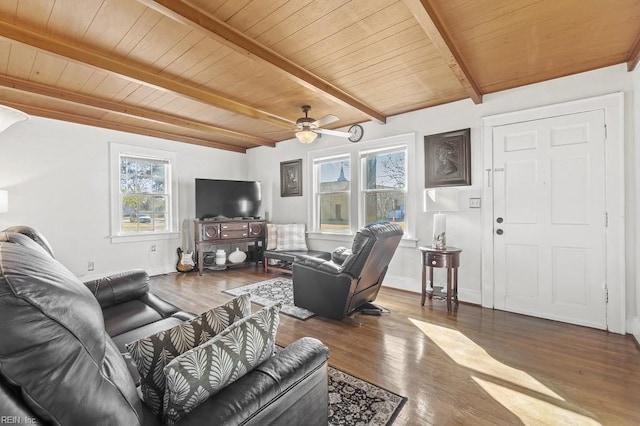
292,222,403,320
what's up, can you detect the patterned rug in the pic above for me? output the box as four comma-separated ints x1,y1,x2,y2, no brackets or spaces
223,277,315,320
327,366,406,425
274,345,406,425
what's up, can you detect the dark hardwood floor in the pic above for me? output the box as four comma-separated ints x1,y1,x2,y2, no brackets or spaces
149,266,640,426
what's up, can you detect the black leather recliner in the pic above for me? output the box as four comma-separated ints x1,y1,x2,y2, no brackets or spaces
292,222,403,320
0,226,329,426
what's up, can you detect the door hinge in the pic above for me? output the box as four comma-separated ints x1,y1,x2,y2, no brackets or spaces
604,124,607,140
605,284,609,304
605,212,608,228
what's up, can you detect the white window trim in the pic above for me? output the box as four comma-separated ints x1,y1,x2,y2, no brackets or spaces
109,143,180,243
306,132,417,245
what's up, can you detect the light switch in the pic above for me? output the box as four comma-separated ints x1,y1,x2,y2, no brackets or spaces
469,197,481,208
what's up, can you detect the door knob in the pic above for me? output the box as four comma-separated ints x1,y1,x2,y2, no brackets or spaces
496,229,504,235
496,217,504,223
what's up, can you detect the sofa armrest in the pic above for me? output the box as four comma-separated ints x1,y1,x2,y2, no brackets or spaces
175,337,329,426
331,247,351,265
295,255,343,275
84,269,149,308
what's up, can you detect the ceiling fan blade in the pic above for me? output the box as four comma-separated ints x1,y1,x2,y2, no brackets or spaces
316,128,351,138
313,114,339,127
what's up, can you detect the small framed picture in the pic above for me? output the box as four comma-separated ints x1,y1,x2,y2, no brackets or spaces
424,128,471,188
280,159,303,197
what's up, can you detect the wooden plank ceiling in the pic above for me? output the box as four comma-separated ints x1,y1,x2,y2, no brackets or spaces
0,0,638,153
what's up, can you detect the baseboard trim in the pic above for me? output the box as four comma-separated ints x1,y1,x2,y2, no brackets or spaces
382,274,420,294
627,316,640,345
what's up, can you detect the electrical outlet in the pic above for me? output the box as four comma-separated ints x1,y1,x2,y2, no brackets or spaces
87,261,94,271
150,244,157,252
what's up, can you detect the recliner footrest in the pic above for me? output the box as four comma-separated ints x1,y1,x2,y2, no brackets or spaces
264,250,330,263
263,250,331,274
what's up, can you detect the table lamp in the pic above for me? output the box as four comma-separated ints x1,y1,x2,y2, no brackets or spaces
424,189,460,249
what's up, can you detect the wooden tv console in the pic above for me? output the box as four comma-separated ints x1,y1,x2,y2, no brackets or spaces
194,219,265,275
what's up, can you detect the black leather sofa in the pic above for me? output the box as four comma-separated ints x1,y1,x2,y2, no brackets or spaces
293,222,403,320
0,226,329,425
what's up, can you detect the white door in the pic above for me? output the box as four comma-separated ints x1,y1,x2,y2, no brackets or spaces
492,110,607,329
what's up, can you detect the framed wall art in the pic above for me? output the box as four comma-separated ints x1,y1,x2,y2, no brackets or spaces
424,128,471,188
280,159,303,197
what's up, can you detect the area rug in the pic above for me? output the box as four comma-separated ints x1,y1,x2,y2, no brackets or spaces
274,345,406,426
223,277,315,320
327,366,407,425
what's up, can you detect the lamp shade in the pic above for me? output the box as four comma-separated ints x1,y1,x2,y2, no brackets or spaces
0,190,8,213
296,130,318,144
0,105,28,133
424,189,460,212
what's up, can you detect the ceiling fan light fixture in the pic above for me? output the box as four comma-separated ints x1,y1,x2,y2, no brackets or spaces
296,129,317,144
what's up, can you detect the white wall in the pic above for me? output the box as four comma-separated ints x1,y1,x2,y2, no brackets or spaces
0,63,637,334
247,64,638,330
0,117,248,279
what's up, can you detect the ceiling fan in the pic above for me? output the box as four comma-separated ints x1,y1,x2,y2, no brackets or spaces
294,105,361,144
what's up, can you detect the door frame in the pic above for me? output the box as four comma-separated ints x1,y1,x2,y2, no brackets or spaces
481,93,625,334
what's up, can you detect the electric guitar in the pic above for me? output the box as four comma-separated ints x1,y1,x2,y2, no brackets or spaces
176,247,195,272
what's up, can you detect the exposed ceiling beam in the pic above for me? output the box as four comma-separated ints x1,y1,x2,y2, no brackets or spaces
403,0,483,104
0,20,293,129
138,0,387,124
627,32,640,71
0,74,275,147
3,100,246,153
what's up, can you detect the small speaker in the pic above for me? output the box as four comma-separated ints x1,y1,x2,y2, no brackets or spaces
249,222,264,237
203,253,216,265
202,223,220,241
247,245,264,261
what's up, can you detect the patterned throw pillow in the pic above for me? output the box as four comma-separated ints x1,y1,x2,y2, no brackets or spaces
162,303,282,425
125,294,251,418
266,223,277,250
275,223,308,251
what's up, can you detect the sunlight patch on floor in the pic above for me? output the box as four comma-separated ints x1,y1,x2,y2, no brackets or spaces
472,377,600,425
410,318,601,425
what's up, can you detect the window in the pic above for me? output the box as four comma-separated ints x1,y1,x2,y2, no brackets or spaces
314,155,351,232
110,143,178,241
309,133,415,239
120,156,169,233
361,147,407,231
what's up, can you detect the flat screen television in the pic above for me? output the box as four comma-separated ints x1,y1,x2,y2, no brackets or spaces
195,179,262,220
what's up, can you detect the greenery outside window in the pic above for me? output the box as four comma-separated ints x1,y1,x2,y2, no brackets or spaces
110,143,178,242
120,156,169,233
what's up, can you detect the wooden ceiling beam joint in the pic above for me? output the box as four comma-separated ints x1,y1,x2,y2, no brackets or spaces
402,0,483,104
138,0,387,124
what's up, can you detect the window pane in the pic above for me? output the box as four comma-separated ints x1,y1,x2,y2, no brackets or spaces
364,191,406,231
119,155,170,234
319,193,349,231
364,151,406,190
319,159,350,190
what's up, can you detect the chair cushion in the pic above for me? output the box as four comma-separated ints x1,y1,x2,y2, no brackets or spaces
0,240,142,425
162,303,282,425
125,294,251,418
